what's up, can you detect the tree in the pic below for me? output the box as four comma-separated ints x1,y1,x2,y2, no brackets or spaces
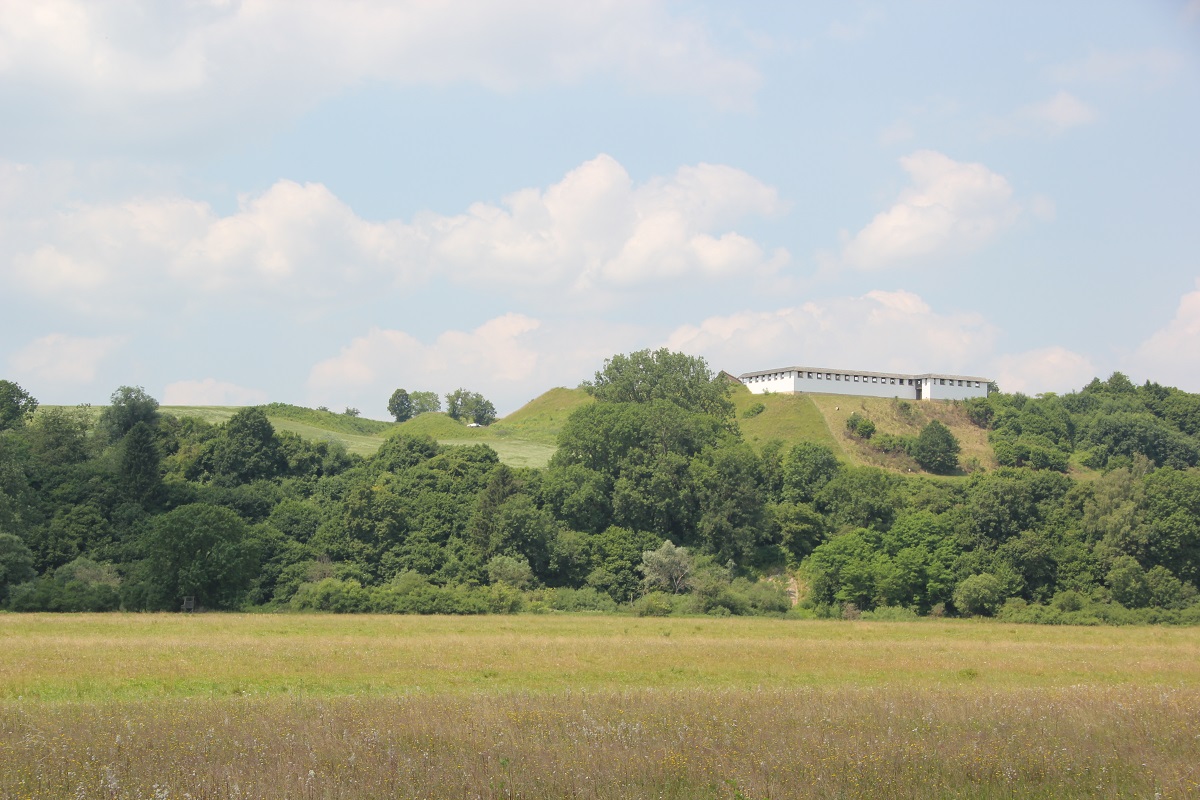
120,421,161,505
845,413,876,440
410,391,441,415
953,572,1004,616
445,389,497,426
144,503,259,609
0,532,36,604
204,407,285,485
388,389,414,422
98,386,159,442
0,380,38,431
640,541,693,594
912,420,960,474
585,348,734,419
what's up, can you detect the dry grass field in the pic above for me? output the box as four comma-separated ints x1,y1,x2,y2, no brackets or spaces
1,614,1198,798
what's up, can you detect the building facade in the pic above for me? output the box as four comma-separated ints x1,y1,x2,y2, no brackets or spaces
737,366,990,401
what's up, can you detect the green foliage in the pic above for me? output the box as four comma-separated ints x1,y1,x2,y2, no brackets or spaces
98,386,160,443
585,348,734,420
0,380,38,431
912,420,960,474
388,389,413,422
633,591,674,616
845,412,876,440
487,554,534,588
410,391,442,415
742,402,766,419
142,503,260,610
640,541,693,594
7,557,121,612
0,532,36,604
445,389,497,426
781,442,841,505
953,573,1005,616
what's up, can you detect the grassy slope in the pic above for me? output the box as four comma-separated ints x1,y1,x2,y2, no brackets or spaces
56,384,1012,476
806,393,995,474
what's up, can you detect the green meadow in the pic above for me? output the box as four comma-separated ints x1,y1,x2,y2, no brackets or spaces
1,614,1197,798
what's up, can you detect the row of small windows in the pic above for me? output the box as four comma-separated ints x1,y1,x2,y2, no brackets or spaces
746,373,982,388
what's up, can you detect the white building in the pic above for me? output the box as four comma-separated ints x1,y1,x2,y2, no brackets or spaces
737,366,990,402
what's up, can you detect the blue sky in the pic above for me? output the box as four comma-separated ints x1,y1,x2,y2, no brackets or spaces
2,1,1198,418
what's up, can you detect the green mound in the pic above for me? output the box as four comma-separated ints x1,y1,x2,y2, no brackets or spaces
490,387,594,445
731,385,844,456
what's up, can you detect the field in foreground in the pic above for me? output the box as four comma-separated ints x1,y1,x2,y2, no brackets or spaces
1,614,1198,798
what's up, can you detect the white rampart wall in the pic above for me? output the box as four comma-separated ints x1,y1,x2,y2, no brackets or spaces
740,367,988,402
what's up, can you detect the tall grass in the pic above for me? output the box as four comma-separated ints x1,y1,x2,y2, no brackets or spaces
2,687,1196,798
2,615,1198,798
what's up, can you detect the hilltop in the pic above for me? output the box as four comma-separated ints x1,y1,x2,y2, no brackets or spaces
48,385,1009,475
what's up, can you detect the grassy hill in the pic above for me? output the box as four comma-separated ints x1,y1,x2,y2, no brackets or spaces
48,384,1004,475
729,383,1002,476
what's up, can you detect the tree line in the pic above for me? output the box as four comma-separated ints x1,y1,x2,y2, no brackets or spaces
1,357,1198,623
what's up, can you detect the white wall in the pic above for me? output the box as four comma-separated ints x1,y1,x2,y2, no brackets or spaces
741,369,987,401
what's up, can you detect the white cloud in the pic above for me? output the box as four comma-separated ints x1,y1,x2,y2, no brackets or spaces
433,155,786,290
161,379,270,407
665,290,998,376
307,313,543,411
2,155,785,313
989,346,1097,396
0,0,760,148
1128,280,1200,392
840,151,1023,270
8,333,124,387
305,313,656,417
1015,91,1096,135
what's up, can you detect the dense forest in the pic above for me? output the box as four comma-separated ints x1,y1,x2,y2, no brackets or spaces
1,352,1198,624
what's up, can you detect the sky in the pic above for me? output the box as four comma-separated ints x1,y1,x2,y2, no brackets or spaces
2,1,1199,419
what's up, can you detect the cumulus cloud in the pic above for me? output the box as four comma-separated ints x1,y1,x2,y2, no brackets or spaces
307,314,543,411
0,0,760,148
162,379,270,406
1,155,785,313
305,313,656,416
989,346,1098,396
432,155,786,290
665,290,998,376
840,150,1023,270
8,333,124,387
1128,280,1200,392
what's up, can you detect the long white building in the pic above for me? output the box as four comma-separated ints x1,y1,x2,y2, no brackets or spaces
737,366,990,402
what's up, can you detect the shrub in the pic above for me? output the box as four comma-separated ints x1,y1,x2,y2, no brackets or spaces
742,402,766,419
633,592,674,617
845,413,876,440
543,587,618,613
953,573,1004,616
290,578,370,612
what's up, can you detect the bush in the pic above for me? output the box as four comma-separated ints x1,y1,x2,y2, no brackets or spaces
953,573,1005,616
633,592,674,617
290,578,370,612
543,587,618,613
861,605,921,621
845,413,876,440
742,403,766,419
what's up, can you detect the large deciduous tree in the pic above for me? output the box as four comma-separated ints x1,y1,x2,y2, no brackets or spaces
387,389,414,422
144,503,259,609
913,420,961,474
0,381,38,431
445,389,497,426
585,348,734,420
98,386,160,443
